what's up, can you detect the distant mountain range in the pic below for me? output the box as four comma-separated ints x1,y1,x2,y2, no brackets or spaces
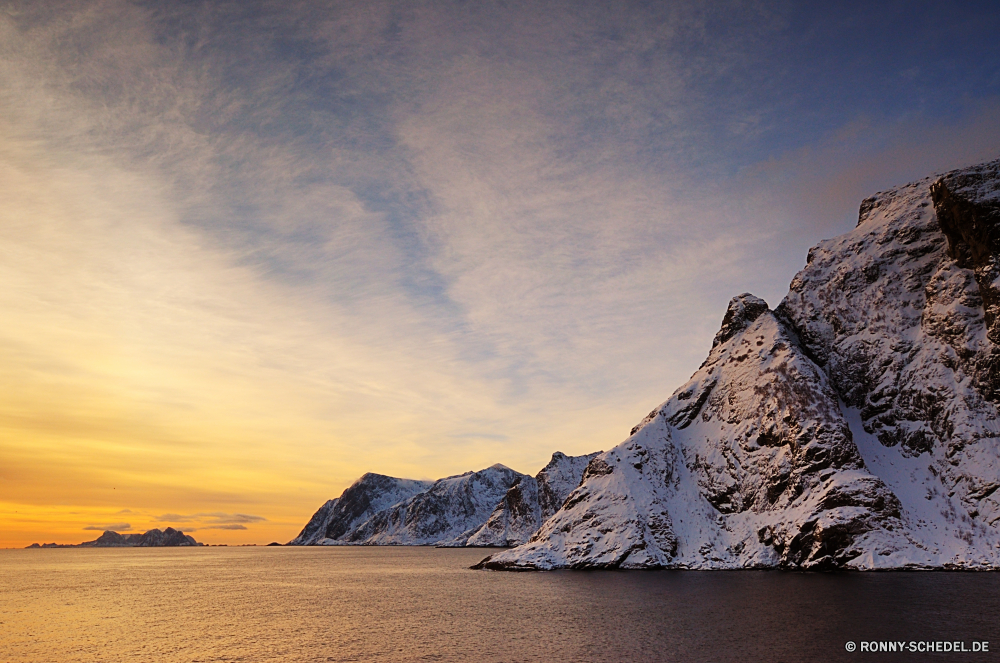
26,527,202,548
289,453,597,547
305,157,1000,569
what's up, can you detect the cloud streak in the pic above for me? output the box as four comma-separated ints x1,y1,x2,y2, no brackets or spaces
83,523,132,532
156,513,266,525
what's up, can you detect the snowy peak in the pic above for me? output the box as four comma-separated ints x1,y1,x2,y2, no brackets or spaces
466,451,599,547
345,464,527,546
288,474,433,545
291,465,527,547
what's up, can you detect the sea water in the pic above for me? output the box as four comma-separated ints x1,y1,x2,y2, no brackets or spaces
2,546,998,662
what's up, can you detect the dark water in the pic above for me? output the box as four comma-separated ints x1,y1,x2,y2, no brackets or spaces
2,547,998,662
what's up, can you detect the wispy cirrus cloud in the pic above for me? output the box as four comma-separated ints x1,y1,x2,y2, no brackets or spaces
154,512,267,532
155,512,266,525
2,0,999,548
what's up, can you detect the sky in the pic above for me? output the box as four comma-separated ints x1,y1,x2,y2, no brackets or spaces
2,0,1000,547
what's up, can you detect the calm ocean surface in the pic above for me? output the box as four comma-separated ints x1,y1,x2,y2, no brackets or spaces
2,546,999,662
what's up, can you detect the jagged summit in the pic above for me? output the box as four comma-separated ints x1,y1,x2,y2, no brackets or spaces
713,293,770,348
466,451,599,547
289,473,433,546
477,300,904,570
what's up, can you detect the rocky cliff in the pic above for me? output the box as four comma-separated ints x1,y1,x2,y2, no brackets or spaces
476,157,1000,570
466,451,599,547
289,465,525,546
289,474,433,545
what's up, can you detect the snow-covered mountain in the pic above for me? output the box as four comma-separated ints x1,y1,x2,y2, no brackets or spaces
289,473,433,545
288,465,525,546
346,464,526,546
467,451,599,547
476,157,1000,570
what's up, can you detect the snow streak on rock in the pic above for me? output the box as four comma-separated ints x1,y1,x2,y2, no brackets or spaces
478,299,905,569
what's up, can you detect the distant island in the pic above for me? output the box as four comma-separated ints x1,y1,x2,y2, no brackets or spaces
25,527,203,548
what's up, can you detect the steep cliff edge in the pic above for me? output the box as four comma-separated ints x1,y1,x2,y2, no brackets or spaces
289,465,525,546
776,157,1000,560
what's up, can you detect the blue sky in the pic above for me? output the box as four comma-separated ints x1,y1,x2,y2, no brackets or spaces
2,0,1000,542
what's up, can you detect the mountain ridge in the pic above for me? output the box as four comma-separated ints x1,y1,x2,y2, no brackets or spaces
476,157,1000,570
290,157,1000,571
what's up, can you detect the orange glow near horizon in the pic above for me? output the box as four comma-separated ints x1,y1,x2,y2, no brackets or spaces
0,137,638,549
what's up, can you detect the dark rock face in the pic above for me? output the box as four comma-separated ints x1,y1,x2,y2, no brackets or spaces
931,166,1000,344
713,294,770,348
135,528,197,547
929,170,1000,402
323,475,434,541
289,499,338,546
89,530,130,546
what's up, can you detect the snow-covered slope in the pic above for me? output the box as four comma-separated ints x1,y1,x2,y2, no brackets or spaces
288,474,432,545
467,451,599,547
476,157,1000,570
290,465,526,546
344,464,526,546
